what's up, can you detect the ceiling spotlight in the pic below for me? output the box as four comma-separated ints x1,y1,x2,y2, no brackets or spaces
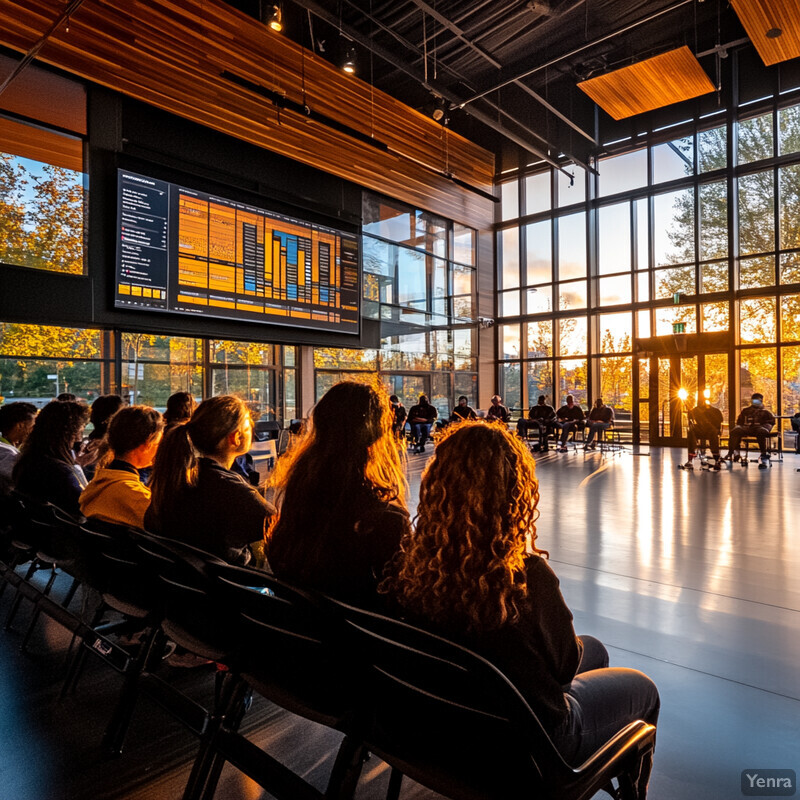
766,27,783,39
341,45,357,75
432,96,449,124
264,3,282,32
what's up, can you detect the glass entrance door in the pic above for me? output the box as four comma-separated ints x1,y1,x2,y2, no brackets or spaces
649,353,728,446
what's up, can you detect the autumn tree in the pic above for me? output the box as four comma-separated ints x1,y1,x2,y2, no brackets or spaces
0,154,28,267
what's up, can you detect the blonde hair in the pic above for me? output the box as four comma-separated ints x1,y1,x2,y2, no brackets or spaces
382,421,543,632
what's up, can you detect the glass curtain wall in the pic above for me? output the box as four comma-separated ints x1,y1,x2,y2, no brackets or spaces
0,323,296,422
314,193,478,419
496,96,800,440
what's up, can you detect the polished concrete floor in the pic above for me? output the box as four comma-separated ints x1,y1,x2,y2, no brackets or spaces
0,446,798,799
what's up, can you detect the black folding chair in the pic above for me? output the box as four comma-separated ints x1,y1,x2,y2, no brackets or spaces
330,599,657,800
179,564,367,800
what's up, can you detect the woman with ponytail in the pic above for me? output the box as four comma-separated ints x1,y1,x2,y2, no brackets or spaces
145,395,274,566
266,381,409,607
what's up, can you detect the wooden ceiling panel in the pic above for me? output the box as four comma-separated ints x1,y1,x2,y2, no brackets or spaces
0,0,494,228
577,46,716,121
730,0,800,66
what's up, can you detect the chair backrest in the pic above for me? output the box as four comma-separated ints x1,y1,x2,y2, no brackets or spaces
212,564,356,730
328,600,651,800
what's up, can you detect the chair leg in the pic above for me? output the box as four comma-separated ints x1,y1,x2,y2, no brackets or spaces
4,560,40,631
325,736,369,800
386,768,403,800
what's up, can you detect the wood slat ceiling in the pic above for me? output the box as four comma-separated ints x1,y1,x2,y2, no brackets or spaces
0,0,494,229
576,46,716,121
0,115,83,172
730,0,800,66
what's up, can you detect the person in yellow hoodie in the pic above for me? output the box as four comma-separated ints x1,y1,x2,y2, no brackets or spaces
80,406,164,529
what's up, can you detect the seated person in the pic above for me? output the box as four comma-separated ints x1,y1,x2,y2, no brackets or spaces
724,392,776,469
583,398,614,450
382,422,659,788
449,395,478,423
80,405,164,529
684,399,724,470
267,382,410,608
553,395,585,452
389,394,407,440
0,402,37,495
77,394,125,480
791,412,800,454
517,395,555,450
407,394,438,454
163,390,197,432
12,400,90,516
145,395,275,566
486,394,511,425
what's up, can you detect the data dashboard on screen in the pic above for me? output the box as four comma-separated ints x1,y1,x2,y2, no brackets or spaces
115,170,360,334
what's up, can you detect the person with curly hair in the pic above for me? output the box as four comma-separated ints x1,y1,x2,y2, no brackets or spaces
266,381,410,608
382,421,659,783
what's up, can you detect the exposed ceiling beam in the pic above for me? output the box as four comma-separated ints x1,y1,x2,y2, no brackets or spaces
408,0,595,145
458,0,694,109
292,0,592,174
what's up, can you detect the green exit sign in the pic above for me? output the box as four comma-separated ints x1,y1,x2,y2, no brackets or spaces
673,322,686,334
673,292,682,304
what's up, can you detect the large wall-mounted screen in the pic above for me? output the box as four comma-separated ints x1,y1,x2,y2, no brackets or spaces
115,170,360,334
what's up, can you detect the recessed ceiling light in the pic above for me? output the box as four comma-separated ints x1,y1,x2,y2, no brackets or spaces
766,27,782,39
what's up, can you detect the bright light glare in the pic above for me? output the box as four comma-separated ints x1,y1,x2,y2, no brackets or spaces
677,387,688,401
703,388,711,399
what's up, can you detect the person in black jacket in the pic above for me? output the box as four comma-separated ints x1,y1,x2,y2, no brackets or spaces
583,398,614,450
553,395,585,452
724,392,776,469
146,395,275,566
407,394,438,454
683,399,724,470
383,422,659,786
389,394,407,440
449,395,478,423
267,381,410,609
486,394,510,424
517,395,555,450
12,400,89,517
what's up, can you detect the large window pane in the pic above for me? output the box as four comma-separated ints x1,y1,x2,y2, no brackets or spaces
453,223,475,266
782,346,800,417
654,189,694,265
598,275,631,306
210,366,272,416
500,227,520,289
527,286,553,314
500,323,521,360
637,309,651,338
0,357,101,403
559,317,587,356
558,280,587,310
698,125,727,172
500,289,520,317
313,348,378,370
0,119,86,275
739,256,774,289
779,164,800,250
655,305,696,336
557,359,588,407
655,265,695,299
397,248,426,307
500,180,519,221
738,112,773,164
781,294,800,342
211,340,277,366
700,261,728,293
637,270,650,302
780,252,800,284
652,136,694,183
527,360,554,404
700,301,729,332
598,149,647,197
635,198,649,270
599,356,633,412
739,297,776,343
1,322,100,359
558,212,586,279
779,104,800,156
525,220,551,285
699,181,728,260
738,347,776,409
598,312,632,353
527,320,553,357
738,171,775,255
558,165,586,206
598,203,631,275
525,171,551,215
500,362,521,414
